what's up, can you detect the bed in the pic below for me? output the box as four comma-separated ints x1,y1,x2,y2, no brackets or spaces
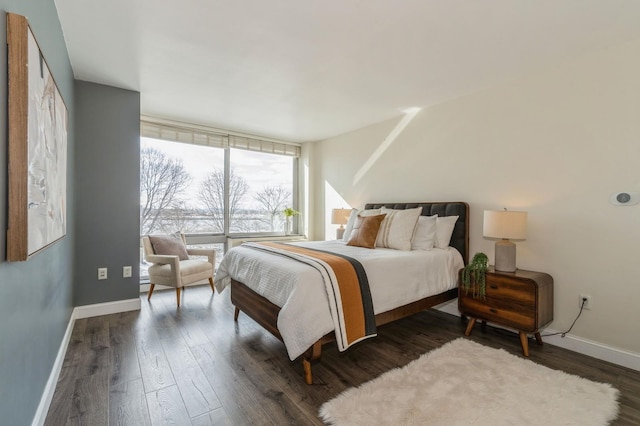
215,202,469,384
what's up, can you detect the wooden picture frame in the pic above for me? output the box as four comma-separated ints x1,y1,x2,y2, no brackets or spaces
6,13,68,261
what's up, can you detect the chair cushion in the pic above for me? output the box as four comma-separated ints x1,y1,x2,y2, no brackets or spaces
148,259,213,287
149,259,212,279
149,234,189,260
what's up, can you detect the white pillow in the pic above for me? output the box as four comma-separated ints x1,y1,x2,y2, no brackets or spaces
411,215,438,250
375,207,423,251
435,215,459,249
342,208,380,242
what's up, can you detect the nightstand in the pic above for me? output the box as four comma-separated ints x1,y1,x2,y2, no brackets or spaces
458,267,553,356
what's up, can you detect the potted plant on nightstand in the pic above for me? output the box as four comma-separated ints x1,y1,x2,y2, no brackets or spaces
461,252,489,299
283,207,300,235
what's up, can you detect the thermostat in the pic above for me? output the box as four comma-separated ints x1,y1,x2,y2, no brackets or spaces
610,192,639,206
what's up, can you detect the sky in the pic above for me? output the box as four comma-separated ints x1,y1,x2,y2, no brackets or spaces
141,137,294,209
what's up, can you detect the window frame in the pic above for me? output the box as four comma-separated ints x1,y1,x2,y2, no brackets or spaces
140,116,302,246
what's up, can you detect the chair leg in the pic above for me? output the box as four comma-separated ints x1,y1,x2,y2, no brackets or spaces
147,284,155,301
208,277,215,293
176,287,181,307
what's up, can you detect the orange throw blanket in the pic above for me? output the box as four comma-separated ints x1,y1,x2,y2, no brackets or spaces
248,242,377,351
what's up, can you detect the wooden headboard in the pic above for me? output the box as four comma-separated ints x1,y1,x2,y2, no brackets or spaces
364,202,469,264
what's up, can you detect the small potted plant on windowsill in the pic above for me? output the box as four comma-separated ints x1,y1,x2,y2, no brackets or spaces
461,252,489,299
283,207,300,235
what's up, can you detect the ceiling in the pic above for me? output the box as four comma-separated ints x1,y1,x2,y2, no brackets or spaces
54,0,640,143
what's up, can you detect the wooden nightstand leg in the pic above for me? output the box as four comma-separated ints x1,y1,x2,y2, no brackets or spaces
519,332,530,357
480,320,487,332
534,332,543,346
464,318,476,336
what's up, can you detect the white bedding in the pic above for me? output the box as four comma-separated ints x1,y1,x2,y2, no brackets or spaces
215,240,463,360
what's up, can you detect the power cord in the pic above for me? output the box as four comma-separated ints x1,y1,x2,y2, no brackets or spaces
539,297,587,338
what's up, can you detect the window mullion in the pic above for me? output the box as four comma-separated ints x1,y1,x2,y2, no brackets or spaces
292,157,299,234
223,147,231,237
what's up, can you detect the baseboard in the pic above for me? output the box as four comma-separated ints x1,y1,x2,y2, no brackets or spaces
31,309,76,426
435,299,459,316
32,298,141,425
74,298,141,319
436,302,640,372
542,329,640,372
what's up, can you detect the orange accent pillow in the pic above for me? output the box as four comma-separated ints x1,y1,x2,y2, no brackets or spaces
347,214,387,249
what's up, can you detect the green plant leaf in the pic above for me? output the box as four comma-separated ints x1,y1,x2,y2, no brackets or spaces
461,252,488,299
283,207,300,217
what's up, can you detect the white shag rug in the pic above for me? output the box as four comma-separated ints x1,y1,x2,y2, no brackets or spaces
320,338,619,426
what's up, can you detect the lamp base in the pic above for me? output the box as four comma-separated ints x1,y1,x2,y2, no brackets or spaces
495,239,516,272
336,226,345,240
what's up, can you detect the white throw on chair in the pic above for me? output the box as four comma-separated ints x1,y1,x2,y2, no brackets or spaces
142,233,215,307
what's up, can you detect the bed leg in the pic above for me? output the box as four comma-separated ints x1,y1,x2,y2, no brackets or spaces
303,358,313,385
234,307,240,321
302,341,323,385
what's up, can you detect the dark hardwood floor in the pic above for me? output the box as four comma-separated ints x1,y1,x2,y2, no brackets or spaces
45,284,640,425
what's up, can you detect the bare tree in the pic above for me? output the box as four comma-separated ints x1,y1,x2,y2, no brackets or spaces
254,185,291,231
140,147,191,234
199,168,248,232
163,201,196,233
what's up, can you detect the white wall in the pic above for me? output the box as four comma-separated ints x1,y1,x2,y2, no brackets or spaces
309,39,640,355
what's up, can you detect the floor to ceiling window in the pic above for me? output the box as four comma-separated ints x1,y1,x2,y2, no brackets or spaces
139,117,300,280
140,138,225,235
229,148,296,234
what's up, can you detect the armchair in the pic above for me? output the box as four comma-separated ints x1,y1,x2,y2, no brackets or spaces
142,233,215,307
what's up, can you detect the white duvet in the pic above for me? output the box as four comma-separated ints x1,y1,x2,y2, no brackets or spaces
215,240,463,360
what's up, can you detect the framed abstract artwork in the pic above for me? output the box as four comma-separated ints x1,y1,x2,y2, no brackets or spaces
6,13,68,261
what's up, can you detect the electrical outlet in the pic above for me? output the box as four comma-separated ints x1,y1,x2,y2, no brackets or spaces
98,267,108,280
579,293,591,310
123,266,132,278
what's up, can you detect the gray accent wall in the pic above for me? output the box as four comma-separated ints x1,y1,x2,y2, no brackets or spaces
0,2,75,425
74,81,141,306
0,3,142,423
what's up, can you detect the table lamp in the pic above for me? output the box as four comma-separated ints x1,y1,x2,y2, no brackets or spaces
331,208,351,240
483,209,527,272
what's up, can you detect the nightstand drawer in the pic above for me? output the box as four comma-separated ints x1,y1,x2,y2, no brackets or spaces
484,275,535,307
459,295,536,331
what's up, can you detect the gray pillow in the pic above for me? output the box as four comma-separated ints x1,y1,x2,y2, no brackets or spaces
149,234,189,260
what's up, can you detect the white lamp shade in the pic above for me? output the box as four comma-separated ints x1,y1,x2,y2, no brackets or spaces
331,208,351,226
483,210,527,240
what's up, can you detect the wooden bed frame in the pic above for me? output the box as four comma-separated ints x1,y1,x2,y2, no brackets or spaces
230,202,469,384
